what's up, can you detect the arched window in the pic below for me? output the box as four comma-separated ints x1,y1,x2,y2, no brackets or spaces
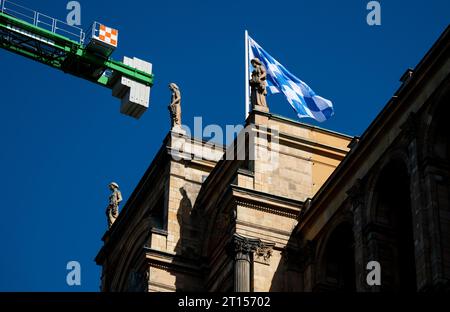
320,222,355,291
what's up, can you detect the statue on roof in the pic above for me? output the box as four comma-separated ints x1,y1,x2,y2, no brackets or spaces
250,58,268,108
106,182,122,229
168,83,182,128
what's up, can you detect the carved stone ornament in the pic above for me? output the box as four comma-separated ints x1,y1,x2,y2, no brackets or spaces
233,234,260,255
254,243,274,265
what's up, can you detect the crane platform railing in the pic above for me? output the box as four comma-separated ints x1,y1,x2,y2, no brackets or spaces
1,0,85,44
0,1,153,86
0,0,154,118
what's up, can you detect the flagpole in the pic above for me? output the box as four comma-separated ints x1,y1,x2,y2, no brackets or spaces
245,30,250,119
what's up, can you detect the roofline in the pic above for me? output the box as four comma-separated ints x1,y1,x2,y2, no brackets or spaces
254,111,354,139
299,24,450,229
352,25,450,155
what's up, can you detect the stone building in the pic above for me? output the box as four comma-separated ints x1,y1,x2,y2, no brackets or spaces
95,26,450,292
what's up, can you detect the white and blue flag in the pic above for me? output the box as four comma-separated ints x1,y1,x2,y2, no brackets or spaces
248,36,334,122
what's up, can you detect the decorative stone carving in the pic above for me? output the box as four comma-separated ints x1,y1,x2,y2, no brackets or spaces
106,182,122,229
168,83,182,128
250,58,268,109
233,234,260,257
254,243,274,265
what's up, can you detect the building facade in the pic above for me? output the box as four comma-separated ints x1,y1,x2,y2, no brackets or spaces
95,26,450,292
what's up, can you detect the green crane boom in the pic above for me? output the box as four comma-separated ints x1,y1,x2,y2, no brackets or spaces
0,0,154,118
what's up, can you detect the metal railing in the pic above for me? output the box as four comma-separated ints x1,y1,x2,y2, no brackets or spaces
0,0,85,44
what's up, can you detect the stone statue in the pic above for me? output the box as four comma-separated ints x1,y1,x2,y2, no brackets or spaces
168,83,182,128
106,182,122,229
250,58,268,108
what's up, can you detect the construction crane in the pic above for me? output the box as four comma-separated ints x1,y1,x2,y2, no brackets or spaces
0,0,154,119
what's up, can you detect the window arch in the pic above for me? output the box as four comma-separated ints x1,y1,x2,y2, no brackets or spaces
316,222,355,291
371,159,416,290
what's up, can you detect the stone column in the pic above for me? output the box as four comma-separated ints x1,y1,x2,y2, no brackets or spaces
234,251,251,292
347,179,369,291
232,234,261,292
401,113,432,290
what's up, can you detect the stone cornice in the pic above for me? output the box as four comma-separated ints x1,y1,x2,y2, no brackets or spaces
250,110,353,140
236,219,293,237
278,132,349,158
235,200,298,219
148,281,176,291
230,234,275,265
231,185,302,219
143,247,203,276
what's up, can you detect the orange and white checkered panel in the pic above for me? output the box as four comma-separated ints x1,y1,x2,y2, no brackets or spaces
97,24,118,47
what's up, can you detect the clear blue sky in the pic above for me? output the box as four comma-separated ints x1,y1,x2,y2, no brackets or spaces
0,0,448,291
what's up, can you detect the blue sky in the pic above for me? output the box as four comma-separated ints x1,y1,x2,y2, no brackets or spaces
0,0,448,291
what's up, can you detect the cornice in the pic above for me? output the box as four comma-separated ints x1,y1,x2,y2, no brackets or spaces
231,185,302,219
144,247,203,276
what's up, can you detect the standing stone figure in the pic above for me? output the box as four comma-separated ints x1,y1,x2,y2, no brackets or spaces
250,58,268,108
168,83,182,128
106,182,122,229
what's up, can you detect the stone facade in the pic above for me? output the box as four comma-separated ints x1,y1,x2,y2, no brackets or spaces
95,26,450,292
292,26,450,291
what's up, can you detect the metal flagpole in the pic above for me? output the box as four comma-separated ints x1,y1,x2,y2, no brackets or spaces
245,30,250,119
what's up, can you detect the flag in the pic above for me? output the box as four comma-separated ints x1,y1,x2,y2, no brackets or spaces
248,35,334,122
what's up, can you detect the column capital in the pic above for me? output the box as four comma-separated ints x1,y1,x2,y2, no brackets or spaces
232,234,262,257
